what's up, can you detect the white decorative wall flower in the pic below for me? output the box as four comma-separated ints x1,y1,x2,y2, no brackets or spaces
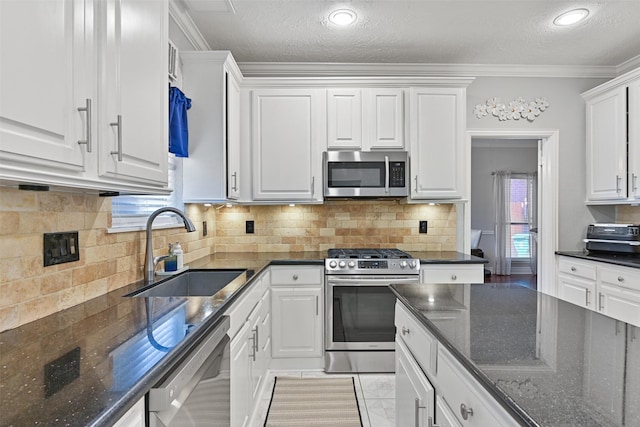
473,104,488,118
474,97,549,122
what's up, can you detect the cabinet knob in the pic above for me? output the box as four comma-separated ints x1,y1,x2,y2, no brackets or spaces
402,326,410,335
618,276,624,282
460,403,474,420
451,274,457,281
570,266,577,272
292,274,298,281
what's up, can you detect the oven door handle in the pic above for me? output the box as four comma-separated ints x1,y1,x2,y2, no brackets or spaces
327,276,419,284
148,316,230,425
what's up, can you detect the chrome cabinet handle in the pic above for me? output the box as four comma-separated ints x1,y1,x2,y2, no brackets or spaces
585,289,590,307
402,326,410,335
110,115,123,161
570,266,577,272
292,274,298,281
616,175,622,193
311,176,315,197
599,292,604,311
460,403,474,420
414,398,426,427
254,326,259,352
618,276,624,282
451,274,457,281
414,175,418,192
231,172,238,191
315,295,319,316
249,328,257,361
633,174,639,193
77,98,92,152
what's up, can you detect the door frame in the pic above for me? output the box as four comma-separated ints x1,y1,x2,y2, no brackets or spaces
460,129,559,295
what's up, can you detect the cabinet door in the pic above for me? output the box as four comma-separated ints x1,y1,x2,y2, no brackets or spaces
230,322,252,427
628,79,640,200
409,87,466,199
98,0,168,186
395,338,435,427
0,0,90,179
248,300,264,403
271,287,322,358
227,70,242,199
585,86,627,201
327,89,362,149
251,89,324,201
557,273,596,310
366,88,404,150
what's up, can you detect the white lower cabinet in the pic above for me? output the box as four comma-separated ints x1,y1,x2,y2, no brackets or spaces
395,338,435,427
112,397,145,427
557,255,640,326
626,325,640,426
420,264,484,284
395,302,515,427
227,271,271,427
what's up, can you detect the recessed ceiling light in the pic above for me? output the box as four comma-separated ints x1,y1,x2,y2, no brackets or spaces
329,9,357,26
553,8,590,26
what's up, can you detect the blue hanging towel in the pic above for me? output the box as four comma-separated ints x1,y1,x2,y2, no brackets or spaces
169,86,192,157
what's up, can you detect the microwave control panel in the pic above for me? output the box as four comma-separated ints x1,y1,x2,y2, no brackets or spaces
389,162,406,187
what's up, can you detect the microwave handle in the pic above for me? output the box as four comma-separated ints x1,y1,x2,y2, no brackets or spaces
385,155,390,193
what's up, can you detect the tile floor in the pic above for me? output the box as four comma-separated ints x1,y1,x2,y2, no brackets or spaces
253,370,396,427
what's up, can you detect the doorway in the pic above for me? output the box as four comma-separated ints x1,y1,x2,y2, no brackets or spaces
462,130,559,295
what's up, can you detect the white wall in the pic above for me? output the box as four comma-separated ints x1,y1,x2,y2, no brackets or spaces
467,76,616,251
471,143,538,270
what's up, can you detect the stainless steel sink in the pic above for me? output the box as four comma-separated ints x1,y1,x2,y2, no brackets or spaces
125,269,246,298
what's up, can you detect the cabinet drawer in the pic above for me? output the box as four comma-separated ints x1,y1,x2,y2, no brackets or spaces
558,257,597,281
421,264,484,284
270,266,323,285
599,265,640,292
437,348,513,426
395,302,437,377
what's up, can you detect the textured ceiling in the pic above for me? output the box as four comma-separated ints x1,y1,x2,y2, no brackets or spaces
183,0,640,67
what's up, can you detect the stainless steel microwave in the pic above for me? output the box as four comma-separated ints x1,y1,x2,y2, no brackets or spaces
323,151,409,198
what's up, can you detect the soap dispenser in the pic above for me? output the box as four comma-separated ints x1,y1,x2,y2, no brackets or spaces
174,242,184,270
165,243,178,272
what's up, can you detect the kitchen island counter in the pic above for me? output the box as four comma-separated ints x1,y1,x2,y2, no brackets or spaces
391,282,640,426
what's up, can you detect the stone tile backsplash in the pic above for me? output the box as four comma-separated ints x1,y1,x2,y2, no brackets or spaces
0,188,456,332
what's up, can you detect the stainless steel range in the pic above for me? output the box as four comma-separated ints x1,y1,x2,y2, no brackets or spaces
325,248,420,373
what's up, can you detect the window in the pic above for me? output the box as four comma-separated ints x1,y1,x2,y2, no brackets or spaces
110,156,183,230
509,177,531,259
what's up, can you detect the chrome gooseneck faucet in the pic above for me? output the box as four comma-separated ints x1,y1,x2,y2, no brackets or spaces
144,207,196,284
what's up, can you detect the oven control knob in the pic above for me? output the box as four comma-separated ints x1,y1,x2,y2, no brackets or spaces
408,260,417,269
329,260,337,269
348,261,356,269
339,261,346,268
400,260,408,269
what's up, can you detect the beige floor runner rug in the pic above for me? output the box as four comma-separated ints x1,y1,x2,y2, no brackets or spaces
264,377,363,427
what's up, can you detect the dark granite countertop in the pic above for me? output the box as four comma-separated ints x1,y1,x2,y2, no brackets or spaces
556,250,640,269
391,283,640,427
0,250,481,427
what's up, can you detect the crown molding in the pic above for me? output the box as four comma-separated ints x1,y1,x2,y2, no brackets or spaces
237,61,618,79
241,76,475,88
169,0,210,50
617,54,640,76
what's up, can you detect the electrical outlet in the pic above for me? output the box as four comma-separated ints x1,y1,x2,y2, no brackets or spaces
246,220,255,234
419,221,428,234
44,231,80,266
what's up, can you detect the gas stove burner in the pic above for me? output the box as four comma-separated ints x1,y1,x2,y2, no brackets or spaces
327,248,413,259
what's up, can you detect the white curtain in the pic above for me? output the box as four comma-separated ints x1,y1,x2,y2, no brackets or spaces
493,171,512,275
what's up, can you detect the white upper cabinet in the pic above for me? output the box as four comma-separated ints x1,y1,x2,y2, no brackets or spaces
327,88,404,150
583,67,640,204
0,0,92,182
0,0,169,193
180,51,242,202
97,0,168,187
409,87,466,200
251,89,325,201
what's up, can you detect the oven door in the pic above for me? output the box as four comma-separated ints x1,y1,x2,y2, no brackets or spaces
326,275,419,351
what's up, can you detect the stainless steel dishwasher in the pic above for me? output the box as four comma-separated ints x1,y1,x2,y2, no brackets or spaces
148,316,230,427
